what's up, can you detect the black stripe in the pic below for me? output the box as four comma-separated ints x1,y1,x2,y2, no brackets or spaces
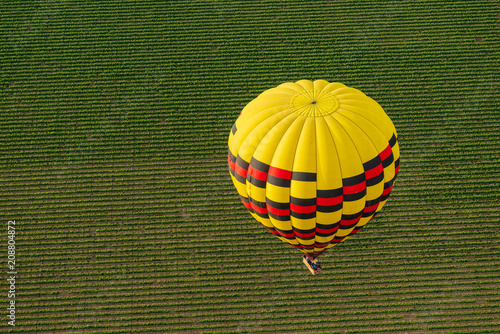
382,152,394,168
363,155,382,171
317,202,343,213
343,173,365,187
228,149,236,163
317,188,343,198
266,198,289,210
274,227,295,239
247,174,266,188
292,226,316,234
394,157,400,168
362,210,376,217
250,157,270,173
366,172,384,186
343,188,366,201
380,193,391,202
341,211,363,221
316,231,336,237
295,235,315,241
351,225,364,232
339,220,360,229
231,168,247,185
239,195,250,204
290,211,316,220
231,123,237,135
265,226,278,234
290,197,316,206
291,171,316,181
268,211,290,221
365,198,381,207
292,227,316,240
389,133,397,147
384,176,396,189
253,210,269,219
236,155,250,171
317,222,340,230
249,196,266,208
267,175,291,188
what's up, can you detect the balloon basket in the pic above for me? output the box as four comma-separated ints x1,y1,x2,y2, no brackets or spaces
303,255,322,275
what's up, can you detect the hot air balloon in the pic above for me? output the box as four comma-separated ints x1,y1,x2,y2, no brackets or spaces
228,80,400,274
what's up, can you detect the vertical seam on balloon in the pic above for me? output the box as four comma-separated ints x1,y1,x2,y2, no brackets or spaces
322,115,343,248
333,111,384,218
289,115,307,250
337,103,393,139
314,80,329,101
248,112,298,221
329,113,366,235
263,114,301,242
313,116,318,253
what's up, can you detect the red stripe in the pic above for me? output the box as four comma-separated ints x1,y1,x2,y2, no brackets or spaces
290,203,316,214
267,206,290,216
266,228,281,236
395,165,400,175
248,165,268,181
382,185,393,196
302,244,314,250
379,145,392,160
363,202,379,213
317,195,343,206
348,228,361,236
241,200,252,209
340,216,361,226
250,203,268,215
268,166,292,180
295,231,315,238
235,164,248,178
315,241,330,247
316,226,339,235
228,155,236,171
278,231,295,238
365,164,383,179
343,181,366,194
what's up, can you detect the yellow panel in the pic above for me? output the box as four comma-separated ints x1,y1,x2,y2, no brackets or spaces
229,173,248,197
323,116,364,179
337,101,396,139
312,79,330,94
333,111,384,203
323,114,366,229
276,82,308,94
335,108,390,154
265,183,288,203
295,79,314,92
230,106,289,153
289,117,316,241
237,110,289,165
251,114,298,166
315,117,343,234
268,116,306,172
266,116,306,238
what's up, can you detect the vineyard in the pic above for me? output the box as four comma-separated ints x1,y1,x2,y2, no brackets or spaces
0,0,499,333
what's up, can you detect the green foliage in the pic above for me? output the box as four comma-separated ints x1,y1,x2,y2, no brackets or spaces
0,0,498,333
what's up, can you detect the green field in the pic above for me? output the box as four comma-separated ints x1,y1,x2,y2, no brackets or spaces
1,0,499,333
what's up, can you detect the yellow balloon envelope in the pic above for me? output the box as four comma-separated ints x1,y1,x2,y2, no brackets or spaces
228,80,400,259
